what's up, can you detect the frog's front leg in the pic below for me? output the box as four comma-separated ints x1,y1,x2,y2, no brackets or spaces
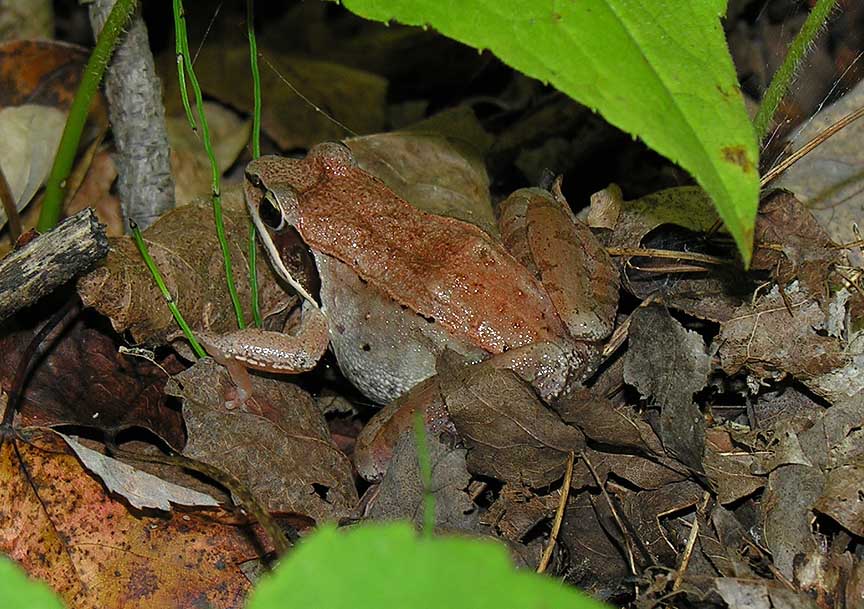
198,301,330,408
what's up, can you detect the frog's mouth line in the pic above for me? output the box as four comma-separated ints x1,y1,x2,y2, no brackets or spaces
248,187,321,309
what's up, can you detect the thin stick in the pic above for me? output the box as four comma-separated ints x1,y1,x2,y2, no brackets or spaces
581,450,638,577
537,451,575,574
606,247,727,266
761,104,864,187
671,492,709,591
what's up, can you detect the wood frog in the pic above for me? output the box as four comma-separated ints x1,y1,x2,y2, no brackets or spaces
201,142,619,408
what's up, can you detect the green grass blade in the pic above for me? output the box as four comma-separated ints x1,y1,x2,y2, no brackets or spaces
37,0,138,231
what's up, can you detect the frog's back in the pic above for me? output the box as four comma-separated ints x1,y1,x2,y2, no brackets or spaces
296,150,567,354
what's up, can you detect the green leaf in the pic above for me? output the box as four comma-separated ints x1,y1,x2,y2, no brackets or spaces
340,0,759,263
246,522,609,609
0,556,66,609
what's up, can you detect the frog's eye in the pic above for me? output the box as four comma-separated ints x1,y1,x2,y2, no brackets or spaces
259,194,285,231
247,173,263,188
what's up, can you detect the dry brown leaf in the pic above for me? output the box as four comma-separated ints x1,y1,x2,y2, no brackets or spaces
481,484,553,543
559,492,631,598
0,40,108,231
712,577,821,609
697,506,758,578
365,430,477,532
168,359,358,524
716,283,847,392
0,314,185,447
570,448,689,492
795,543,864,608
555,390,666,455
77,204,288,346
439,357,584,487
814,457,864,537
619,480,704,566
702,438,764,505
66,150,124,236
750,190,842,296
763,463,824,580
624,306,710,471
167,101,251,206
160,45,387,150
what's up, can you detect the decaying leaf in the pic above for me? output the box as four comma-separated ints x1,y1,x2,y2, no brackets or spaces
559,493,631,598
77,204,288,346
60,434,218,511
0,430,259,609
717,282,847,393
601,186,719,249
160,45,387,151
439,357,584,488
620,480,704,567
555,389,666,455
481,483,554,543
569,448,688,492
167,101,251,206
814,458,864,537
365,430,477,533
168,359,358,524
0,40,108,232
697,506,758,579
0,314,185,448
702,439,764,505
624,306,710,471
764,463,824,580
66,151,124,236
750,189,842,296
712,577,820,609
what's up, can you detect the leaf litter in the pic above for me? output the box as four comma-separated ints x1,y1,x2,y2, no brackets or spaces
3,5,864,609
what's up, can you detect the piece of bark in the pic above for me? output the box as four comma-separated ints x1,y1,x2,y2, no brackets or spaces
0,209,107,321
89,1,174,231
